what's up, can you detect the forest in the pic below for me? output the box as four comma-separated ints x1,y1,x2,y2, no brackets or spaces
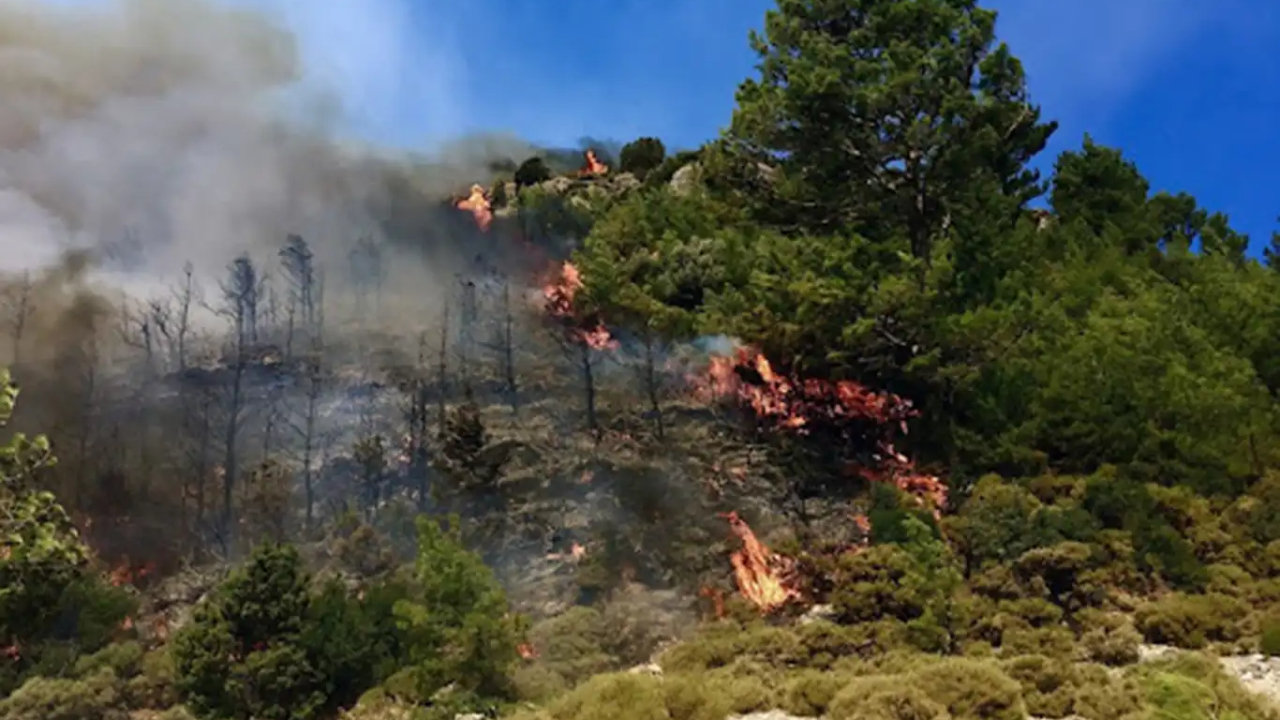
4,0,1280,719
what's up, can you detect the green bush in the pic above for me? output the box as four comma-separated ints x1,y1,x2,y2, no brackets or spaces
829,544,924,624
391,515,525,704
0,668,125,720
171,543,328,720
1132,652,1280,720
1260,614,1280,656
515,157,552,187
1134,592,1248,649
547,672,666,720
619,138,667,178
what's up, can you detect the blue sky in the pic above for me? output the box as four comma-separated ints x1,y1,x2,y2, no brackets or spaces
40,0,1280,254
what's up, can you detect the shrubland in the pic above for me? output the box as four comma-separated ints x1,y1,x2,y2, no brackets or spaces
5,0,1280,718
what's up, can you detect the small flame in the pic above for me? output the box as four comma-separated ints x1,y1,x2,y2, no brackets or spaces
2,643,19,661
579,149,609,177
518,642,538,660
456,183,493,232
109,560,156,587
722,511,799,613
699,586,727,619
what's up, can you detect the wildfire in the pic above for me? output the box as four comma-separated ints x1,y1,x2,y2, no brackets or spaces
695,346,948,516
517,642,538,660
455,183,493,232
108,560,156,587
699,585,727,619
547,541,587,562
579,149,609,177
722,511,800,613
542,261,617,350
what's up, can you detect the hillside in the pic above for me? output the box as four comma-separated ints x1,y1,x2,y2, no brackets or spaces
5,0,1280,719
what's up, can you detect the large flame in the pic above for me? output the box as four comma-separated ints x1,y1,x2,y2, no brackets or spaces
579,149,609,177
455,183,493,232
542,261,617,350
694,347,948,516
722,511,800,613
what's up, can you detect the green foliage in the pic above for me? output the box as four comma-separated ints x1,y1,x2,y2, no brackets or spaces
618,137,667,178
171,542,407,720
515,156,552,187
1134,592,1249,650
391,515,524,704
0,369,136,695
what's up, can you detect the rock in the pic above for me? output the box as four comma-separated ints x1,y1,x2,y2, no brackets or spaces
798,603,837,625
627,662,663,676
668,163,702,195
728,712,814,720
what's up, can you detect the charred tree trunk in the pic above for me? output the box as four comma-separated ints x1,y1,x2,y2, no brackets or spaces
642,332,664,440
501,281,519,414
579,342,598,440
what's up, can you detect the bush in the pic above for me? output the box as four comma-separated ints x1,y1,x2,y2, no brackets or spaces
619,138,666,178
171,543,328,720
1261,614,1280,656
391,515,525,704
912,658,1025,720
546,672,666,720
0,668,125,720
515,157,552,187
829,544,924,624
1133,652,1280,720
1134,592,1248,649
1076,611,1141,666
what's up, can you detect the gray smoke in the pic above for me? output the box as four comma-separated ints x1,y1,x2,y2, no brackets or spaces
0,0,531,295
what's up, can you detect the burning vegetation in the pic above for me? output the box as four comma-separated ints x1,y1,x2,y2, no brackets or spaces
456,183,494,232
721,510,800,613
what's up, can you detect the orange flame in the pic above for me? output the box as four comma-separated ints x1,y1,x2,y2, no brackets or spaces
108,560,156,587
517,642,538,660
693,347,947,515
542,261,617,350
699,586,727,619
579,149,609,177
722,511,799,613
455,183,493,231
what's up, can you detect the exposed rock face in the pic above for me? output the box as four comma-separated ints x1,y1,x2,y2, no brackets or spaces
1221,654,1280,705
668,163,703,196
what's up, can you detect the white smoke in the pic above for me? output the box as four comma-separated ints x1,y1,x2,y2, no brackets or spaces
0,0,520,296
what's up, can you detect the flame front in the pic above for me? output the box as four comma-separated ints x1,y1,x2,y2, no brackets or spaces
722,511,799,613
694,347,947,516
455,183,493,232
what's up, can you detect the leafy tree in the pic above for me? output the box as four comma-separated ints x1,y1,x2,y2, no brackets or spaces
0,369,133,694
514,156,552,187
171,542,405,720
391,515,524,706
1049,135,1152,248
723,0,1056,260
619,137,667,178
171,543,325,720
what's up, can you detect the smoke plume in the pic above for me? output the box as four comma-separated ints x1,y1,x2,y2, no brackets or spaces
0,0,529,284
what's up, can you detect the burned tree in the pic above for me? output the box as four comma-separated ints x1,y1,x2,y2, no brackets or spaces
279,234,317,357
352,433,388,521
543,263,613,438
213,253,260,549
288,271,327,533
1,270,35,367
348,235,385,318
